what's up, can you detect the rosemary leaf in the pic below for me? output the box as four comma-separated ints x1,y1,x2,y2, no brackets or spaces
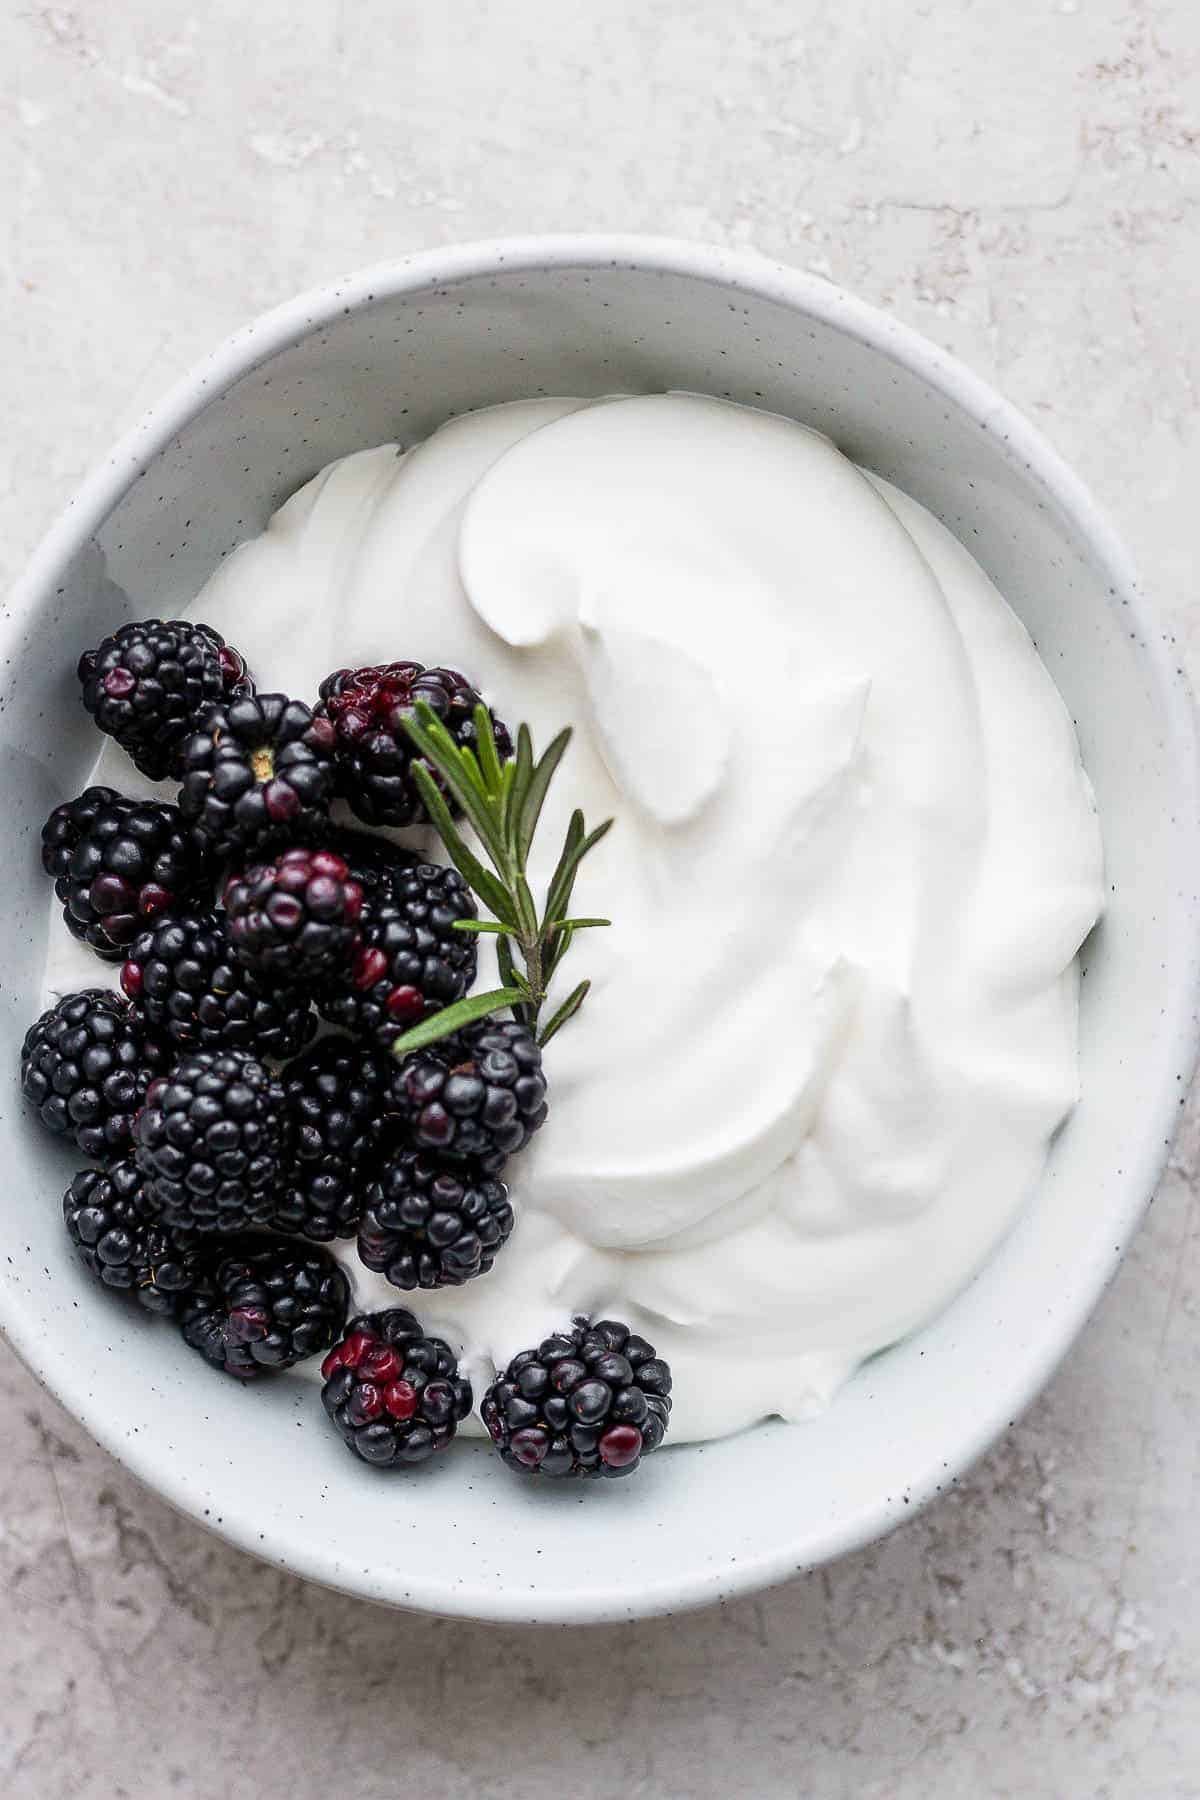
545,923,575,977
517,726,571,865
472,702,506,797
498,755,520,840
404,705,510,869
390,987,527,1060
514,874,539,942
496,931,519,990
544,813,613,928
456,743,491,806
502,723,535,851
543,808,585,926
538,980,591,1046
452,919,511,934
410,764,520,928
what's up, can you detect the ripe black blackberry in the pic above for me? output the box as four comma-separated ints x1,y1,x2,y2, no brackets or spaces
63,1160,202,1316
222,846,363,985
315,661,512,828
357,1147,513,1290
177,693,336,859
481,1318,672,1479
132,1048,290,1235
21,989,167,1162
41,787,210,960
274,1036,390,1241
392,1017,547,1175
321,1308,472,1467
121,910,316,1060
78,617,252,780
326,826,420,906
179,1236,349,1378
316,862,477,1044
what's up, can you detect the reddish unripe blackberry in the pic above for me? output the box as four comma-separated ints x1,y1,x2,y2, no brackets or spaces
357,1147,513,1290
41,787,210,960
481,1317,672,1479
223,847,363,986
78,617,252,780
316,661,512,828
321,1308,472,1467
177,693,336,859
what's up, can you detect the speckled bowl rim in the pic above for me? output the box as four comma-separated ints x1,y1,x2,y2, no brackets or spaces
6,235,1199,1624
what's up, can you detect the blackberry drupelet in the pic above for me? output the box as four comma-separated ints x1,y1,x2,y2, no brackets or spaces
316,861,477,1044
133,1048,290,1234
481,1317,672,1479
78,617,252,780
315,661,512,828
223,846,363,985
392,1017,547,1175
179,1236,349,1378
321,1308,472,1467
274,1036,390,1241
41,787,210,960
177,693,336,859
357,1147,513,1290
21,989,167,1161
121,910,316,1059
63,1160,202,1315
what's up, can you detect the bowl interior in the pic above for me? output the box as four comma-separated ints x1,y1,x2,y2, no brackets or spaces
3,244,1196,1623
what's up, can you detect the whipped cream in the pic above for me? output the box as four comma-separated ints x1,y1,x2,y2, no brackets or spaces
45,394,1104,1443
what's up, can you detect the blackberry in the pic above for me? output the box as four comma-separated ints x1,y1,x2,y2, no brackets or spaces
274,1037,391,1241
316,661,512,828
327,826,420,905
78,617,252,780
357,1148,513,1290
41,787,210,961
392,1017,547,1175
177,693,336,859
63,1160,202,1315
121,910,316,1060
316,862,477,1045
133,1048,290,1234
481,1317,672,1479
321,1308,472,1467
21,989,167,1162
179,1236,349,1378
222,846,363,985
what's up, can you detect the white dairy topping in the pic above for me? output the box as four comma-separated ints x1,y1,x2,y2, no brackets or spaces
45,394,1104,1442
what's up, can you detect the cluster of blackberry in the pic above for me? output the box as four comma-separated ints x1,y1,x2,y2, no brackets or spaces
22,616,671,1482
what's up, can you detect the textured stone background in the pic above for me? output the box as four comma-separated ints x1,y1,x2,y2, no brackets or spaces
2,3,1198,1795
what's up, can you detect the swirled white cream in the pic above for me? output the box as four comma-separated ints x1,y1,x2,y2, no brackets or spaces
45,395,1104,1443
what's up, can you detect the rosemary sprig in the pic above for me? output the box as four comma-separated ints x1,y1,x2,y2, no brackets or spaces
388,700,612,1058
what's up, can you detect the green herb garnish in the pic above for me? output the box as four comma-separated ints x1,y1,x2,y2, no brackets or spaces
388,700,612,1058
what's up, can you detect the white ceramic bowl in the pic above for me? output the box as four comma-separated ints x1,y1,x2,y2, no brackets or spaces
4,237,1197,1625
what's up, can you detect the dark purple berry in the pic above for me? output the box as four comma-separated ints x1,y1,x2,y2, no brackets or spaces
315,660,512,828
481,1317,671,1479
78,617,252,780
321,1309,471,1467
